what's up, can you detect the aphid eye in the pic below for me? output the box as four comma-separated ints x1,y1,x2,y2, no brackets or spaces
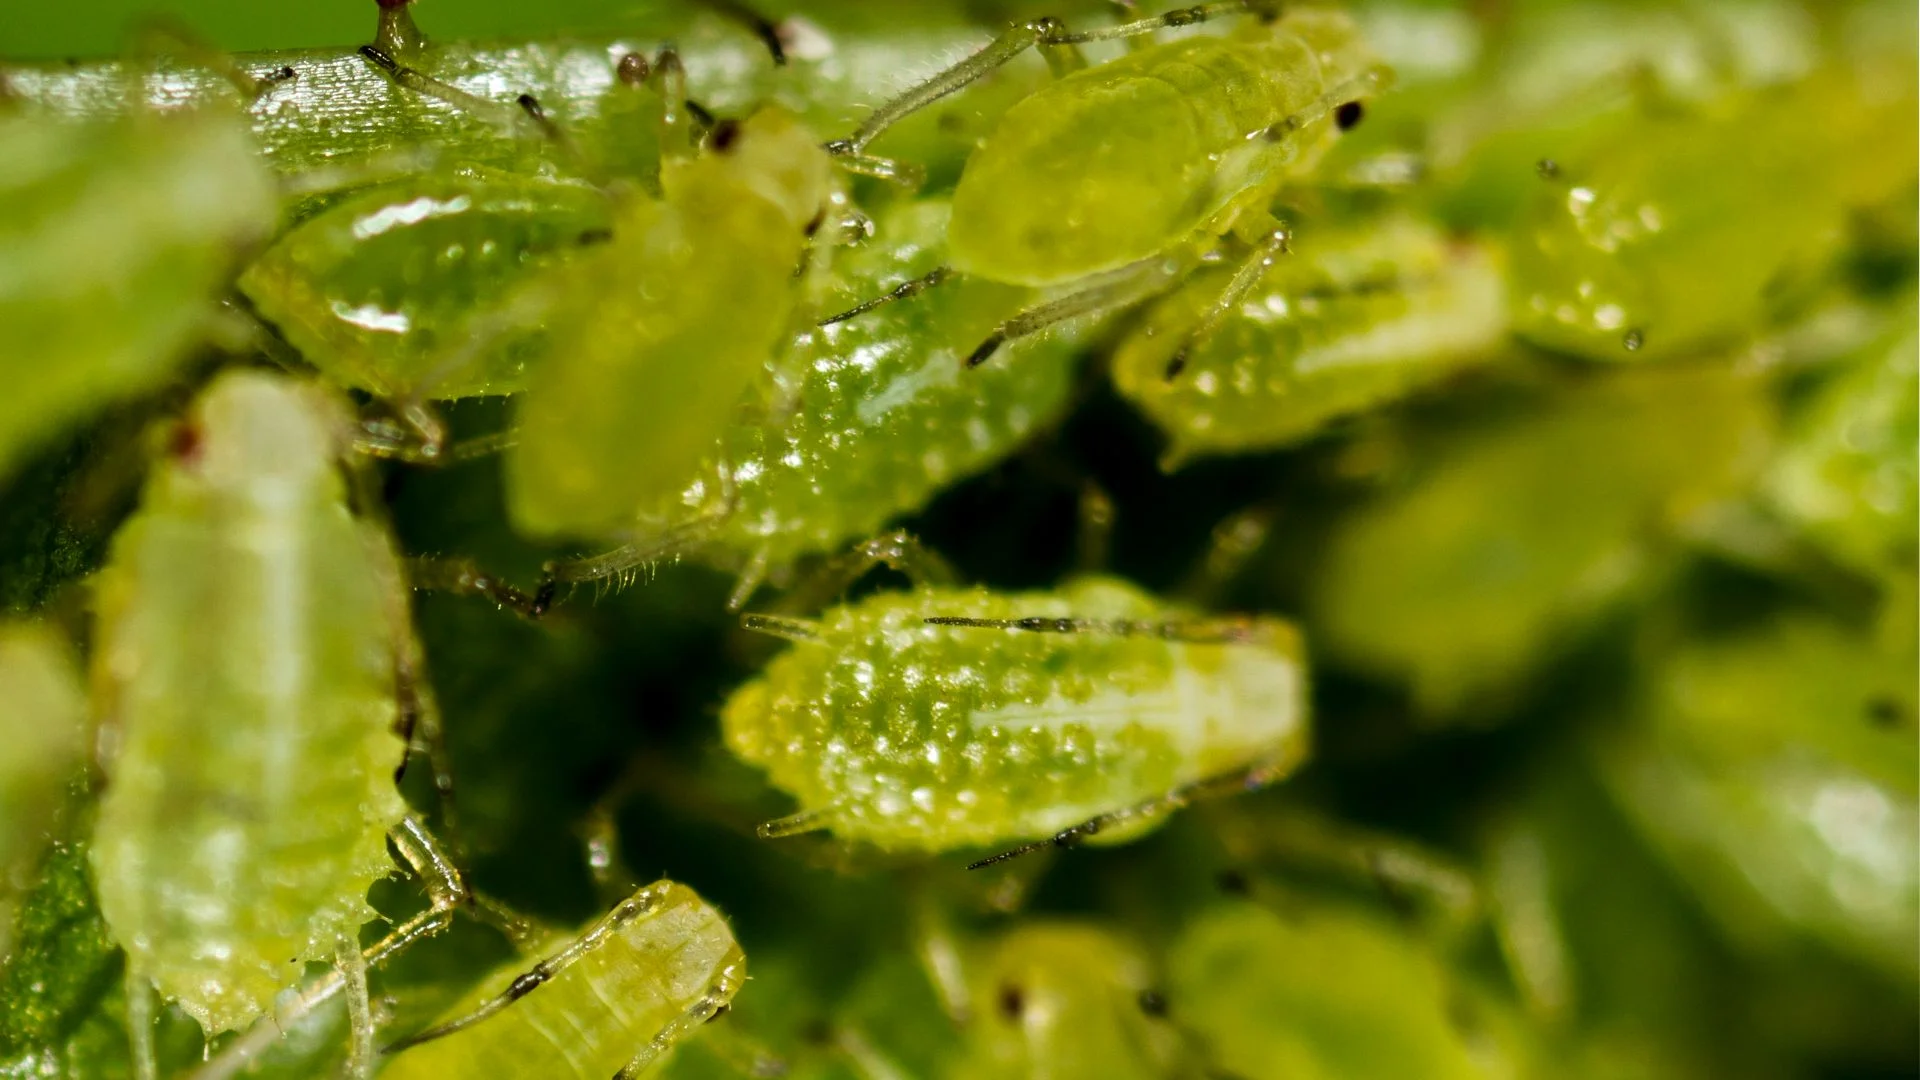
616,52,649,85
1137,989,1168,1017
167,420,204,463
708,118,743,153
1864,695,1907,729
1334,100,1364,131
997,983,1026,1021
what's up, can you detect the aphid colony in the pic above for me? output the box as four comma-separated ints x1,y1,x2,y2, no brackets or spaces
0,1,1913,1078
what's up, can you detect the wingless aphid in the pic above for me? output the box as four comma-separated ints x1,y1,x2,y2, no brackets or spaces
722,535,1307,862
826,3,1390,369
549,195,1087,604
379,879,746,1080
348,0,849,538
1111,210,1508,467
0,99,276,479
87,371,476,1077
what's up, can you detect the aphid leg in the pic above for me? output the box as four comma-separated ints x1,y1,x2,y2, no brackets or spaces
357,41,527,134
541,500,739,589
819,267,956,326
910,886,974,1022
1076,481,1117,574
926,609,1290,647
390,628,466,851
754,803,838,837
827,1,1268,159
1164,222,1291,379
384,885,677,1053
1485,819,1574,1023
966,255,1186,368
740,614,825,643
408,556,557,619
374,0,429,62
773,529,960,616
1175,504,1277,605
340,932,376,1080
612,976,746,1080
726,545,774,613
352,400,451,464
966,750,1304,870
125,966,157,1080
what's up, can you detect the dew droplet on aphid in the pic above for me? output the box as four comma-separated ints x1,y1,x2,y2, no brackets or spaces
1622,328,1645,351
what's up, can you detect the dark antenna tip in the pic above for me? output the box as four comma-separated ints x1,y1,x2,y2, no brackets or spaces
965,335,1005,369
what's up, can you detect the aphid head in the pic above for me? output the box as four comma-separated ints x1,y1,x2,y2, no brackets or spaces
163,372,340,497
702,107,833,236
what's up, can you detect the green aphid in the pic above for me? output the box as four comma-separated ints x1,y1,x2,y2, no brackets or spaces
1167,898,1518,1080
0,107,276,479
88,371,416,1039
1598,609,1918,985
503,105,837,540
830,5,1390,366
558,196,1084,594
724,574,1307,859
381,880,745,1080
238,174,616,402
0,622,86,960
945,921,1189,1080
1510,60,1917,363
1307,364,1771,719
1763,305,1918,583
1111,212,1508,467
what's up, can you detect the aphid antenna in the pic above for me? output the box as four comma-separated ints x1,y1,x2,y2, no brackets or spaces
923,614,1273,645
1258,66,1394,145
356,43,532,138
965,752,1302,870
741,613,822,642
408,556,556,619
819,266,955,326
967,255,1185,368
696,0,789,66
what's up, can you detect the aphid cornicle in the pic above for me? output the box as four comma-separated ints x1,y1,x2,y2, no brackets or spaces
723,563,1308,860
829,3,1389,365
380,880,746,1080
1111,211,1508,467
86,371,461,1057
0,105,275,478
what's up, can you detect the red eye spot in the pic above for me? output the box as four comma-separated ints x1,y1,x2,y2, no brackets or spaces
168,422,204,464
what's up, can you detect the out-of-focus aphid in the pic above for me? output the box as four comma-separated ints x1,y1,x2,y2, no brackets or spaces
0,106,276,478
1111,212,1507,467
1510,57,1917,363
1167,896,1522,1080
238,174,616,403
0,622,86,961
550,196,1084,601
723,539,1307,862
380,880,746,1080
1763,306,1917,584
87,371,468,1074
1307,364,1771,719
1599,606,1918,985
945,921,1189,1080
829,5,1390,367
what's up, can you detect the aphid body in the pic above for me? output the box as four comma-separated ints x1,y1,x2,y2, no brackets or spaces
723,576,1306,854
1511,61,1916,362
949,921,1187,1080
1307,364,1771,719
1601,610,1918,984
945,9,1380,287
504,107,833,538
572,196,1084,586
0,622,86,958
1169,898,1515,1079
0,107,275,477
239,174,615,401
88,370,411,1035
381,880,746,1080
1112,212,1507,465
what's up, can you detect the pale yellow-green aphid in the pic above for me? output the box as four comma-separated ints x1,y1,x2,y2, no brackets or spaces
87,371,457,1073
381,880,746,1080
0,622,87,960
